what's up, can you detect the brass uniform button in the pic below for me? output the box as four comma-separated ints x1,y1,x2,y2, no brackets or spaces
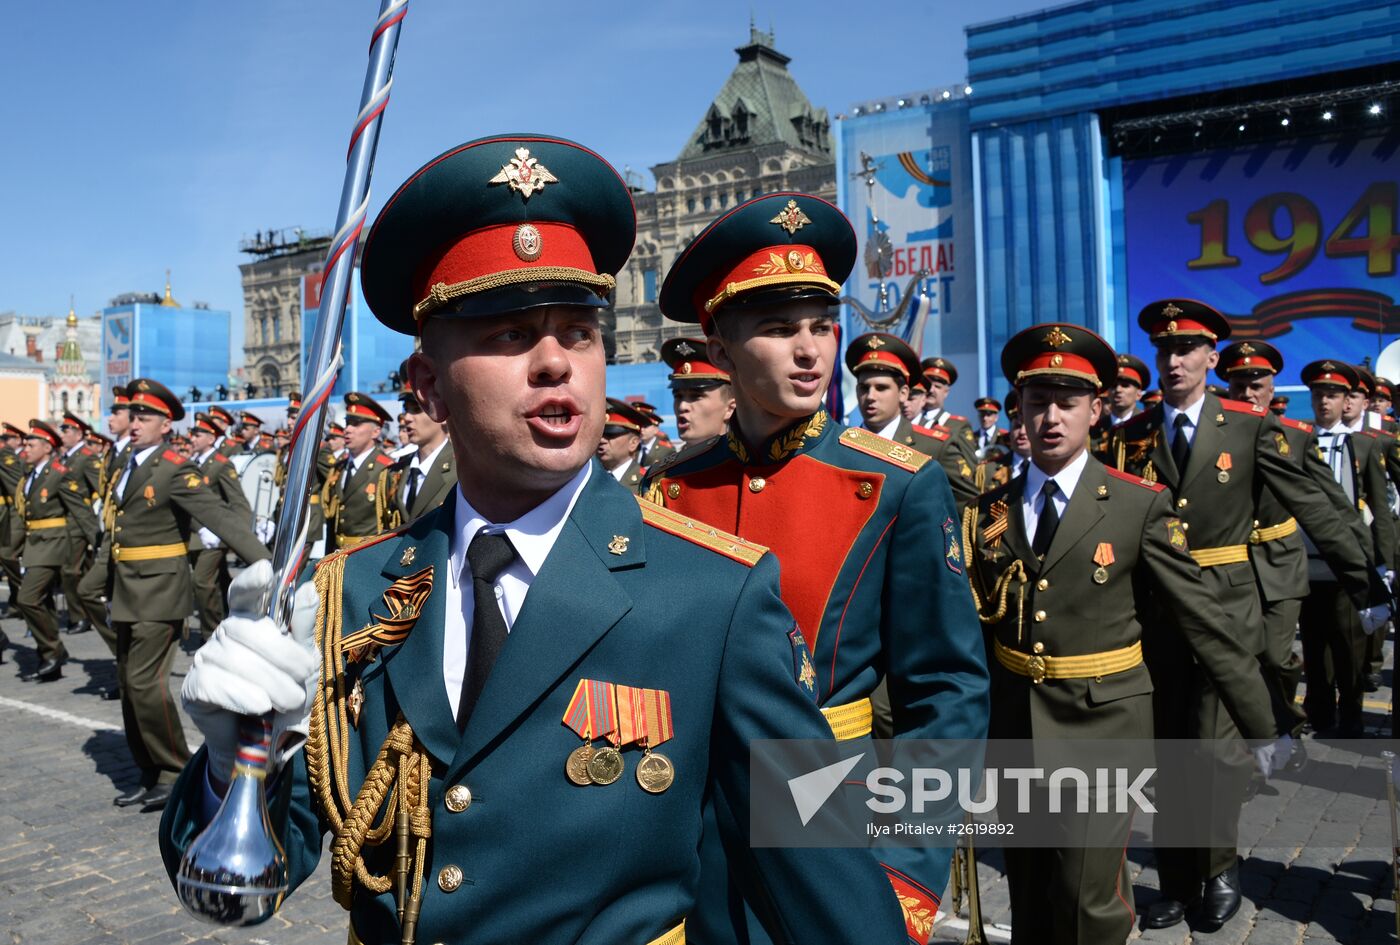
1034,610,1047,623
1032,641,1045,654
1035,578,1049,591
445,785,472,813
667,482,681,499
438,865,464,893
1181,522,1189,532
748,477,766,493
1176,498,1189,509
857,481,874,499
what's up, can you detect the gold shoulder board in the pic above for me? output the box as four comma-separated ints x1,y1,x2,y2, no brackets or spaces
838,427,930,472
635,496,767,567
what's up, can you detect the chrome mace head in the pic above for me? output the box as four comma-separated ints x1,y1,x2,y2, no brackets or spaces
176,718,289,926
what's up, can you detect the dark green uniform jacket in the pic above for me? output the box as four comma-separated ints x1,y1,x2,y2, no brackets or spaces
323,446,396,546
16,458,98,565
889,416,979,509
108,445,269,622
186,450,254,551
160,467,909,945
966,456,1276,744
381,442,456,528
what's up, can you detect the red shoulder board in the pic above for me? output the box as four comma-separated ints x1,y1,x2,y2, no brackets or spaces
915,423,950,441
375,453,394,467
163,449,185,464
1219,399,1266,416
949,414,967,422
213,452,230,463
1361,429,1381,439
1279,416,1313,433
79,445,94,456
1104,465,1166,492
51,461,68,474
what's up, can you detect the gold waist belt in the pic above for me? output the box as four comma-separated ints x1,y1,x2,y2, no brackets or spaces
821,697,873,741
113,542,187,562
336,533,374,549
27,517,67,529
1189,544,1250,567
995,639,1143,684
1249,518,1297,544
349,919,685,945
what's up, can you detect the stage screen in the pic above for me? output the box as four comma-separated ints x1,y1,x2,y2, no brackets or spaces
1122,134,1400,391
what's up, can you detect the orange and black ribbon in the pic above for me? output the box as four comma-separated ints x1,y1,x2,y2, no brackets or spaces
340,565,433,664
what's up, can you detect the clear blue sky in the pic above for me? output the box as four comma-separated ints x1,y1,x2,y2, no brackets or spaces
1,0,1049,338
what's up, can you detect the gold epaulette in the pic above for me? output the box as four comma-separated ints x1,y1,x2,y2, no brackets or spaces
315,521,410,572
838,427,930,472
635,495,767,567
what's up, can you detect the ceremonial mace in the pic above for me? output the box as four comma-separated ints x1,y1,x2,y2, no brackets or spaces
176,0,408,925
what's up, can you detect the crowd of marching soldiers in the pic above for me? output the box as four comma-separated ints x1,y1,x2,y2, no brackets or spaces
0,363,456,811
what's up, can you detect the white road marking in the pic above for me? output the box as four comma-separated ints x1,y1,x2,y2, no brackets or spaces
0,694,121,732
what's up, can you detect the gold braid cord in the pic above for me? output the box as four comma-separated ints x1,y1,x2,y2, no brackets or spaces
960,505,1028,640
306,553,432,944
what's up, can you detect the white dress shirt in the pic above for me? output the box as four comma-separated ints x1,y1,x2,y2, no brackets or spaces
607,460,633,483
400,439,448,509
340,445,374,489
442,462,592,717
1162,394,1206,450
113,435,131,455
869,416,902,441
1021,448,1090,541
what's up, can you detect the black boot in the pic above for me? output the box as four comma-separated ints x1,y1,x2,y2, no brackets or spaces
1192,861,1241,931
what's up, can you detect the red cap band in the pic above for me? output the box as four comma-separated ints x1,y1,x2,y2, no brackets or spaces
130,392,172,417
414,222,597,308
694,244,838,331
1015,351,1101,386
854,350,910,379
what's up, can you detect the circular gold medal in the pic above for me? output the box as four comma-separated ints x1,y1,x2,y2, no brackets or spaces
1217,470,1230,483
587,746,624,785
636,752,675,794
566,744,596,786
1092,567,1108,585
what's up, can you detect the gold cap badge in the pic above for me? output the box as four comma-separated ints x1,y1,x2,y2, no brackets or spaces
488,147,558,200
769,199,812,235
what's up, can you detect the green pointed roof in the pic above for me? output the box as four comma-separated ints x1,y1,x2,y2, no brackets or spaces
678,28,830,160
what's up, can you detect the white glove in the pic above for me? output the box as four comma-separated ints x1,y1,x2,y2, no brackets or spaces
1360,603,1392,635
181,559,320,787
1252,734,1293,780
1386,570,1396,592
254,518,275,545
197,526,221,550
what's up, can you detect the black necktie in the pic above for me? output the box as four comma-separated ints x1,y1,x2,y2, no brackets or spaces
405,468,421,512
117,455,138,500
1171,413,1191,473
1032,480,1059,557
458,530,517,729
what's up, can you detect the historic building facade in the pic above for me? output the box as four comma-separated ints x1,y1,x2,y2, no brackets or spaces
610,28,836,364
238,228,332,396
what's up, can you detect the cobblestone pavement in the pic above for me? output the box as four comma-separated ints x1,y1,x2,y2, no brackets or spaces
0,604,1396,944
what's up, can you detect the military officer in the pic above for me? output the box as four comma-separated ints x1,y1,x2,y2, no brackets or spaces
903,369,930,423
846,331,979,509
971,396,1005,452
321,392,396,550
633,400,676,468
1141,388,1163,409
597,398,647,494
917,356,982,480
55,411,106,637
237,411,265,453
382,367,455,527
185,412,254,641
1353,366,1400,689
1216,340,1362,748
1110,300,1389,931
644,190,989,945
968,322,1285,945
74,386,135,674
1270,395,1289,416
662,336,735,449
1299,360,1394,736
1090,353,1150,461
0,422,26,616
108,379,269,811
14,420,99,680
209,405,241,457
163,131,909,945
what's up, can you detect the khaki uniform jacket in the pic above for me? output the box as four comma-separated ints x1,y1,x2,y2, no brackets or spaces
0,448,23,551
1333,428,1396,573
16,458,99,567
322,446,396,545
611,458,645,496
1109,393,1387,655
965,458,1276,743
639,437,676,469
1252,417,1370,603
889,416,979,509
382,442,456,528
186,450,254,552
108,445,269,622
